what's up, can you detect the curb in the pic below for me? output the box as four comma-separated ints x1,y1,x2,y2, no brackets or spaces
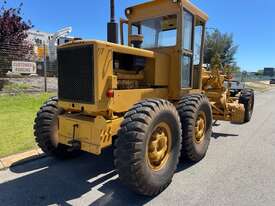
0,149,45,170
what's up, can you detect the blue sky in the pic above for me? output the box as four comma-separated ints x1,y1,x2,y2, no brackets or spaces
3,0,275,71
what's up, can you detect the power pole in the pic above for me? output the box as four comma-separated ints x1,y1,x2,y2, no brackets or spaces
43,43,47,92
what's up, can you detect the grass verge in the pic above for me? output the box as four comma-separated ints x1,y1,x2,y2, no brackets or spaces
0,93,54,158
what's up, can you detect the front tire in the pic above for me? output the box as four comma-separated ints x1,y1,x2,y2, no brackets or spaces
177,94,213,162
34,97,79,158
114,99,182,196
239,89,254,123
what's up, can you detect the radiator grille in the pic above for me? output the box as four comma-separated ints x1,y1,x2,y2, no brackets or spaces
57,45,94,104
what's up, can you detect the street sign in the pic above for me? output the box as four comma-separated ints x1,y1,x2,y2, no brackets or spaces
12,61,37,74
37,46,48,60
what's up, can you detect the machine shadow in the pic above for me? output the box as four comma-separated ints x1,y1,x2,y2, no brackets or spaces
212,132,239,139
0,147,154,206
1,131,241,206
92,130,240,206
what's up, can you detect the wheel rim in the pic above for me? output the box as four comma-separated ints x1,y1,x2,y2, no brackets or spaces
194,112,206,144
50,117,59,148
147,122,172,171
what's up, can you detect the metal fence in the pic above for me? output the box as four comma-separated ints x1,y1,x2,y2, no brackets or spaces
0,41,58,77
0,41,33,74
232,72,274,83
0,42,273,83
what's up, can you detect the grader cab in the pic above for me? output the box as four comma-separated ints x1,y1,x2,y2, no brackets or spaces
34,0,254,196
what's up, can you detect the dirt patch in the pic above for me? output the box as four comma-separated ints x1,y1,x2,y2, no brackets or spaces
245,81,275,92
0,77,57,94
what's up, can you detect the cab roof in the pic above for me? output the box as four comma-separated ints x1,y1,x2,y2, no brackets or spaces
126,0,208,23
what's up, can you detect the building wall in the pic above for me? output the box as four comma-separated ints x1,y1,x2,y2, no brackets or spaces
27,29,54,61
264,68,275,76
27,29,53,46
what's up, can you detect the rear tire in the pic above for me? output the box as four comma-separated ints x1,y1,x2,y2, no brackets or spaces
114,99,182,196
177,94,213,162
239,89,254,123
34,97,79,158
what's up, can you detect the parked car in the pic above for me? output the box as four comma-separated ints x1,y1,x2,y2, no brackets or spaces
270,79,275,84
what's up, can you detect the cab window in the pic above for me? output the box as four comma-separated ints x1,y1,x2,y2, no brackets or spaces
181,10,194,88
131,15,178,49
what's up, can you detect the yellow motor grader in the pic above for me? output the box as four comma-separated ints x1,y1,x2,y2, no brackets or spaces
34,0,254,196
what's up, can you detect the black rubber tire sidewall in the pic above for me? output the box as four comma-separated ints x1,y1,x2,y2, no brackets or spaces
143,109,182,187
114,99,182,196
192,100,212,158
240,90,254,122
177,94,213,162
34,97,80,159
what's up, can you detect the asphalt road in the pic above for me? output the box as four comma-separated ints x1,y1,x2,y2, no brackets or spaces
1,89,275,206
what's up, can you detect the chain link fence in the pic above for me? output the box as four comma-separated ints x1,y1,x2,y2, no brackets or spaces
0,41,273,94
0,41,58,77
0,41,59,93
232,72,274,83
0,41,34,75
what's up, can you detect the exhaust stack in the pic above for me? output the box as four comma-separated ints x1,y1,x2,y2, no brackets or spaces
107,0,118,43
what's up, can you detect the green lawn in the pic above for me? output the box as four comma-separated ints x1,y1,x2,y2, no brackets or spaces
0,93,54,158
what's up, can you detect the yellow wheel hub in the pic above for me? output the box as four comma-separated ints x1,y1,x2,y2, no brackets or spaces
147,122,171,171
51,118,59,147
195,112,206,144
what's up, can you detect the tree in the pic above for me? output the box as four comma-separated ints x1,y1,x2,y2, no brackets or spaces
255,69,264,76
204,29,238,69
227,64,241,73
0,1,33,72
